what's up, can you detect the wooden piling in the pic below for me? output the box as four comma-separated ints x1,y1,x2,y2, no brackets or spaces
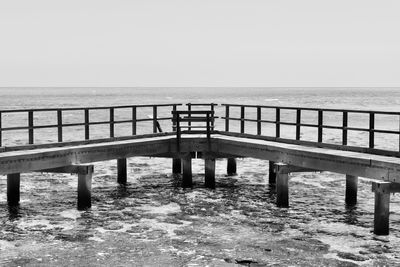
117,158,127,184
205,158,216,189
172,158,182,174
269,161,276,184
7,173,20,205
275,163,289,208
77,168,93,210
227,158,237,176
182,156,192,188
345,175,358,206
372,181,391,235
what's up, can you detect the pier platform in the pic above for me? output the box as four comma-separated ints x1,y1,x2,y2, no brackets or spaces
1,103,400,235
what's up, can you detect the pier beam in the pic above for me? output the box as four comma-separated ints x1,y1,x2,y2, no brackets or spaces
78,167,93,210
172,158,182,174
269,161,276,184
345,175,358,206
227,158,237,176
275,163,289,208
205,158,216,189
7,173,20,205
117,158,127,184
182,156,192,188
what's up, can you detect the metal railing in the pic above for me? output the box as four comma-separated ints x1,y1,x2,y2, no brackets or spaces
172,110,215,151
1,102,400,157
221,104,400,156
0,104,180,147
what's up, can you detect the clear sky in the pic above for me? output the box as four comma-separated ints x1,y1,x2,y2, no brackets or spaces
0,0,399,87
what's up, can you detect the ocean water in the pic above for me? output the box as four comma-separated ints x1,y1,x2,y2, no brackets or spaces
1,87,400,266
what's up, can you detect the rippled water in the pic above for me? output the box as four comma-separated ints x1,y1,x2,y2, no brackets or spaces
1,87,400,266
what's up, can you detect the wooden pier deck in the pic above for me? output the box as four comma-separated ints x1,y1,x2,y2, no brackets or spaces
2,103,400,235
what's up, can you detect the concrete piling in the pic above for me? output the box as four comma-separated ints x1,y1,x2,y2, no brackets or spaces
7,173,20,205
345,175,358,206
172,158,182,174
182,156,192,188
275,163,289,208
77,168,93,210
205,158,216,189
227,158,237,176
372,181,391,235
117,158,127,184
269,161,276,184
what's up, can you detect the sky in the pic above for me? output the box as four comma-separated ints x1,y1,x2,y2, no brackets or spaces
0,0,399,87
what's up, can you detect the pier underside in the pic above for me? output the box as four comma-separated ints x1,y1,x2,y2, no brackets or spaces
2,133,400,235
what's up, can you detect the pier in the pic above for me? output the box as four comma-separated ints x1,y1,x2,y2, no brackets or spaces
1,103,400,235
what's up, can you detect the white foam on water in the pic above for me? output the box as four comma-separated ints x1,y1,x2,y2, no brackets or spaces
88,236,105,242
18,219,53,230
140,218,192,238
0,240,14,250
323,252,373,266
136,202,181,215
60,209,82,220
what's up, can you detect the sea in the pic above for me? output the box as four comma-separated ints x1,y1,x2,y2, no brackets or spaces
1,87,400,266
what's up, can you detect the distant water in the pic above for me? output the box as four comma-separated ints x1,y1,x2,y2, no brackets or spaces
1,87,400,266
1,87,400,110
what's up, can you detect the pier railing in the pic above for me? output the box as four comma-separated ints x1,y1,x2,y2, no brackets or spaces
0,104,180,147
1,103,400,157
221,104,400,157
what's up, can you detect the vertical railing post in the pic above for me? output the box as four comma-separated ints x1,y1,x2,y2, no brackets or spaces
28,111,34,144
172,105,177,131
296,109,301,140
0,111,2,147
342,111,348,146
211,103,215,129
109,107,114,138
84,109,89,140
369,112,375,149
57,109,63,142
225,105,230,132
318,110,323,143
176,112,181,151
153,106,157,133
257,106,261,135
187,103,192,131
275,108,280,138
172,106,181,173
240,106,245,134
206,112,211,139
132,106,137,135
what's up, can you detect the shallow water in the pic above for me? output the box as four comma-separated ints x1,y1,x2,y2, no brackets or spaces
1,87,400,266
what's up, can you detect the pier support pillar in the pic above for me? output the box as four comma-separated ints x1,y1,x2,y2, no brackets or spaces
205,158,216,189
182,156,192,188
117,158,127,184
345,175,358,206
7,173,20,205
269,161,276,184
275,163,289,208
372,181,391,235
227,158,237,176
77,168,93,210
172,158,182,174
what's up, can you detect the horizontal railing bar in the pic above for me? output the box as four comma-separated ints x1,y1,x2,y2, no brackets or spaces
186,103,218,106
2,132,175,152
173,110,215,114
219,131,400,158
180,130,217,134
179,126,215,129
0,103,182,113
0,117,174,131
220,104,400,115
